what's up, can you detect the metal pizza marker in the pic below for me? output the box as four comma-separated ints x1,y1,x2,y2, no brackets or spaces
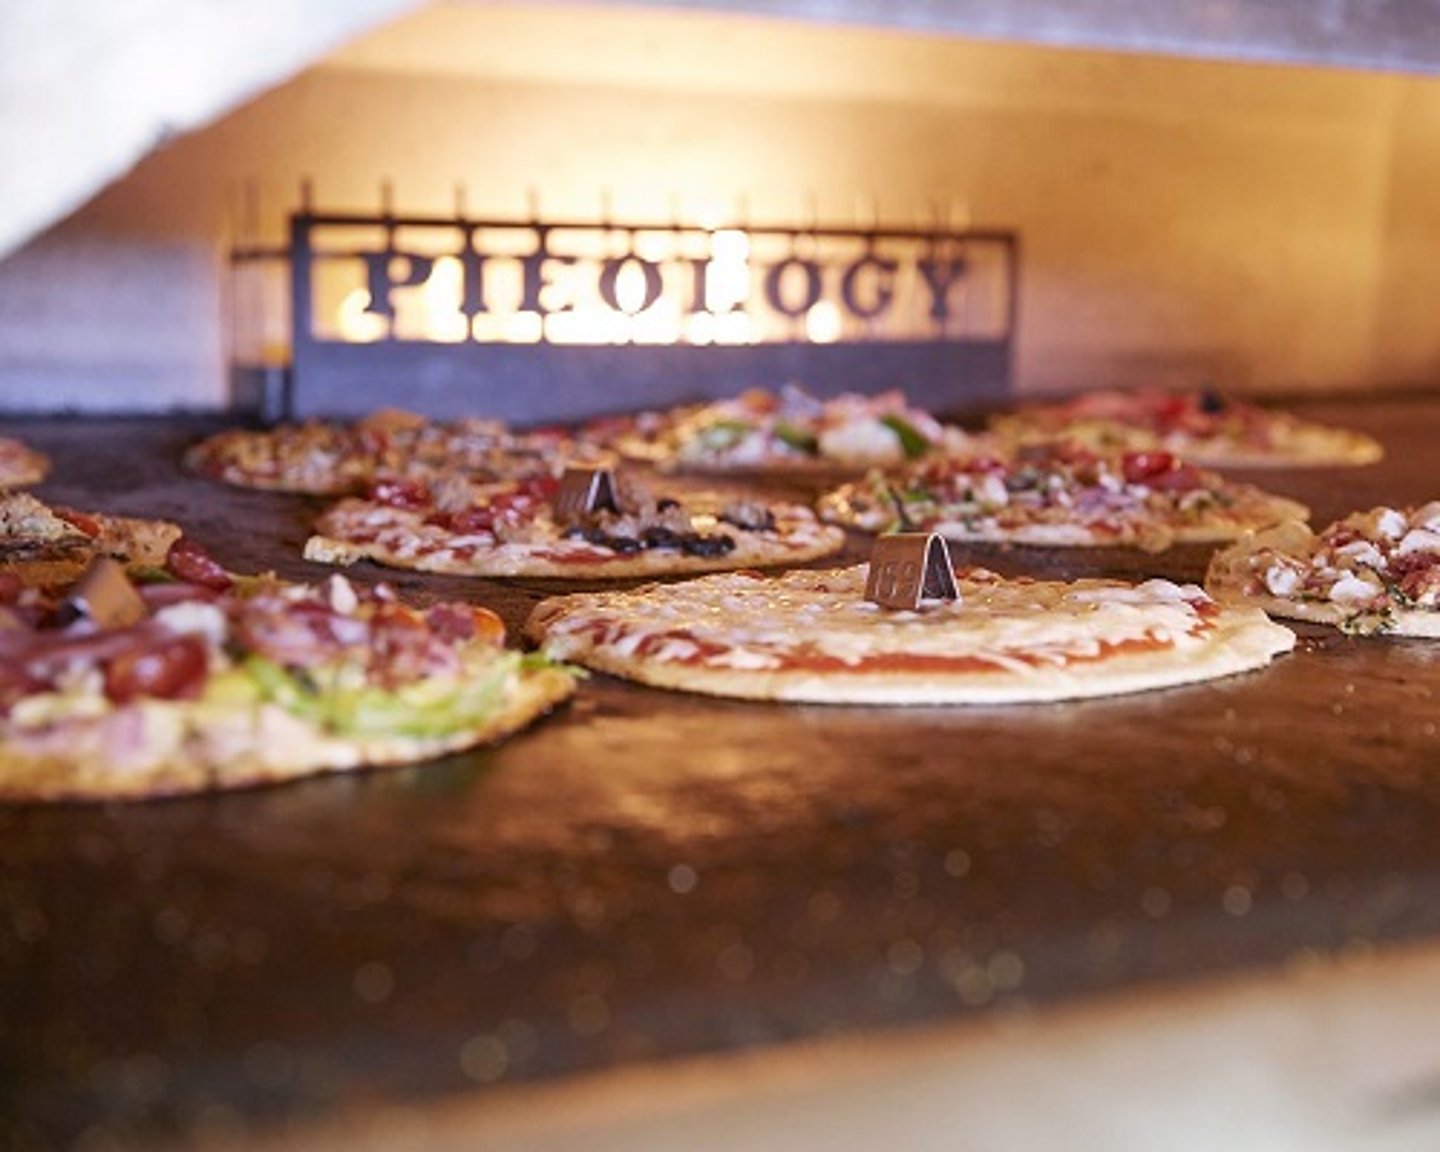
553,466,619,525
62,556,147,628
864,532,959,610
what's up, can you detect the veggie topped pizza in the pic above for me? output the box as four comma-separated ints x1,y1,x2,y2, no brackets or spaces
587,385,973,473
0,548,575,802
818,442,1309,552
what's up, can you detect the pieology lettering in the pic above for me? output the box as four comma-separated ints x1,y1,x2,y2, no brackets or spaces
358,229,971,335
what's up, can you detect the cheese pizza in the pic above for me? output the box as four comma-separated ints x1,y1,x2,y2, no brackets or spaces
304,472,846,579
0,554,575,802
525,564,1295,704
989,387,1382,468
818,442,1308,552
1206,503,1440,636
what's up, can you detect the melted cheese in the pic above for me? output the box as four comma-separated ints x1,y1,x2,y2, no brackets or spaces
538,565,1215,672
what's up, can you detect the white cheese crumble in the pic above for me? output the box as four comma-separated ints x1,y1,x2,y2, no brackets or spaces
1264,565,1302,597
818,418,906,466
1397,528,1440,557
154,600,228,645
1376,508,1409,539
1329,571,1383,603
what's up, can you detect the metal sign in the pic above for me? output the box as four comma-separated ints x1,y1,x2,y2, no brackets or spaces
552,467,620,524
864,533,960,610
260,204,1019,423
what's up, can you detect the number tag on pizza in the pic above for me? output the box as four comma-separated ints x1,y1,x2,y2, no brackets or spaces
62,556,146,628
864,533,959,610
553,467,620,525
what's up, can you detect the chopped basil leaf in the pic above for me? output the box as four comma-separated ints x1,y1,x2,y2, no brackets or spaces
774,420,820,455
879,414,931,459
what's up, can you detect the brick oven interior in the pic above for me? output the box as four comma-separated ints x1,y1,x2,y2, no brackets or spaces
5,0,1440,416
7,5,1440,1150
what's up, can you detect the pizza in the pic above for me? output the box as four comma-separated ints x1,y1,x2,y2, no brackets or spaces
0,436,49,488
304,472,846,579
1205,503,1440,636
817,442,1309,552
185,408,607,495
0,549,576,802
587,385,973,473
525,564,1295,704
989,387,1382,468
0,491,182,586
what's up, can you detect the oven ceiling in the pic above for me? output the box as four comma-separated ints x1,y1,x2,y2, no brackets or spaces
5,0,1440,261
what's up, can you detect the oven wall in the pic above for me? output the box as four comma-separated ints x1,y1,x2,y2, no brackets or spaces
1,5,1438,415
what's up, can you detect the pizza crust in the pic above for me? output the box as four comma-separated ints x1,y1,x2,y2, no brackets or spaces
526,566,1295,705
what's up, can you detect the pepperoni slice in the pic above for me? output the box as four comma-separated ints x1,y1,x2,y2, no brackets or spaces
165,536,233,590
371,478,432,509
54,507,102,538
104,633,209,703
1120,451,1178,484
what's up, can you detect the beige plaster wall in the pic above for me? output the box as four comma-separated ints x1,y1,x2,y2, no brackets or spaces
1,5,1438,413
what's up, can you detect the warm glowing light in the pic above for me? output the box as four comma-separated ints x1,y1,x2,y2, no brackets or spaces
337,288,386,343
631,300,683,345
706,230,751,313
416,256,467,343
693,202,728,232
612,261,652,316
504,312,544,344
686,312,717,345
335,227,767,346
713,311,758,345
547,310,624,345
805,300,843,344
